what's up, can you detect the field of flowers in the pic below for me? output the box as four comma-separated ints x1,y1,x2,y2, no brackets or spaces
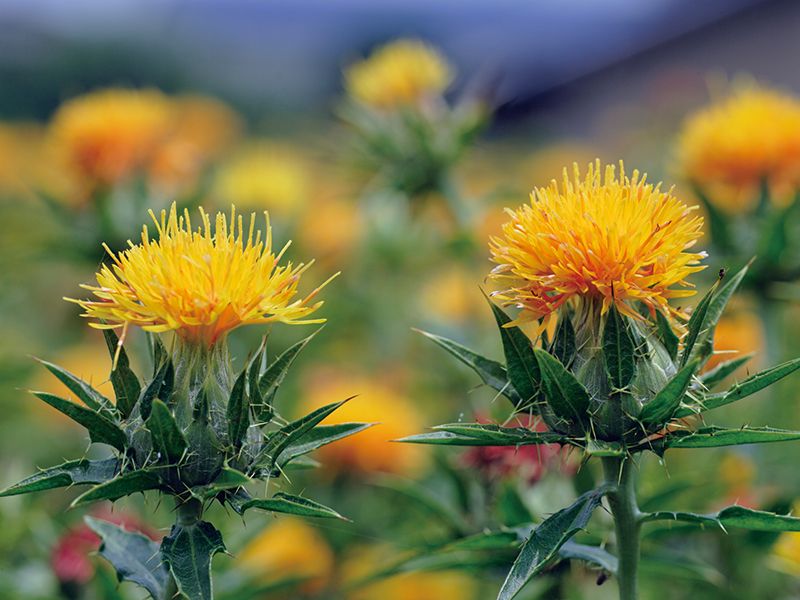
2,6,800,600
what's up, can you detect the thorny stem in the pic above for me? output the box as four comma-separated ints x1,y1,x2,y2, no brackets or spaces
602,456,641,600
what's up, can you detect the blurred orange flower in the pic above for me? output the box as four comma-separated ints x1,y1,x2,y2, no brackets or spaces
299,369,426,476
703,307,764,373
237,517,334,593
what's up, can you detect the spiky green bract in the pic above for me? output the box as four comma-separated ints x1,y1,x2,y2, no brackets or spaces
2,331,366,600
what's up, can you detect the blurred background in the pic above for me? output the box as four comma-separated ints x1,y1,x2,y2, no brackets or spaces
2,0,800,598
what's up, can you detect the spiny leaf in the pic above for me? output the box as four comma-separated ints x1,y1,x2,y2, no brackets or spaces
655,426,800,449
0,458,119,497
227,366,249,449
497,486,611,599
680,276,721,367
242,492,347,520
558,540,618,574
35,358,113,416
416,329,520,405
256,399,352,471
602,304,636,389
533,349,590,426
102,329,142,418
676,358,800,417
71,470,161,507
490,301,541,409
33,392,127,451
655,311,679,362
193,467,251,499
432,423,571,446
162,521,225,600
639,360,700,426
146,399,187,464
140,358,174,421
642,505,800,532
86,517,170,600
255,331,318,422
550,316,576,367
276,422,373,467
699,354,753,389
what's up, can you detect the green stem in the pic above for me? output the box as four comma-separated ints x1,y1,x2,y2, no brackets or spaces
175,496,203,526
602,457,641,600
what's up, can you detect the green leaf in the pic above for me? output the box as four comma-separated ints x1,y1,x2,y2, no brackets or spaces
146,399,187,464
416,329,520,405
699,354,753,389
602,305,636,389
255,331,318,423
692,182,733,252
490,302,541,410
558,540,618,574
0,458,119,497
227,367,249,449
162,521,225,600
533,349,590,426
432,423,570,446
194,467,251,499
655,311,679,362
639,360,700,426
35,358,113,416
102,329,142,419
398,431,504,445
85,517,170,600
642,505,800,532
276,422,373,467
242,492,347,520
690,265,750,365
33,392,127,451
550,316,576,367
498,486,610,600
256,399,352,471
71,470,161,507
676,358,800,417
680,276,721,367
140,358,174,421
585,439,624,457
651,426,800,451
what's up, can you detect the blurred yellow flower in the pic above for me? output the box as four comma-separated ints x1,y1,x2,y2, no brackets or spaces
300,370,426,476
771,504,800,576
678,84,800,211
72,203,335,347
703,307,764,372
343,547,476,600
149,95,242,194
0,122,48,198
490,160,706,324
420,265,483,324
49,88,173,190
718,451,755,495
297,194,361,265
213,142,310,215
237,517,334,593
346,39,453,109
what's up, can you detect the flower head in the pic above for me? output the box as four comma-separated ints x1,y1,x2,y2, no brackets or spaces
49,88,173,188
489,160,706,324
345,39,452,109
72,203,336,346
678,84,800,211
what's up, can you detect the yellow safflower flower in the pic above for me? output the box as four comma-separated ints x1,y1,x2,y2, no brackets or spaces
299,370,426,476
771,503,800,576
489,160,706,324
678,84,800,212
49,88,173,188
213,142,310,216
345,39,453,109
237,517,334,593
71,203,336,347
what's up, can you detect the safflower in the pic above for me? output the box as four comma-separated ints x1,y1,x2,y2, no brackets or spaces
489,160,706,325
345,39,452,110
